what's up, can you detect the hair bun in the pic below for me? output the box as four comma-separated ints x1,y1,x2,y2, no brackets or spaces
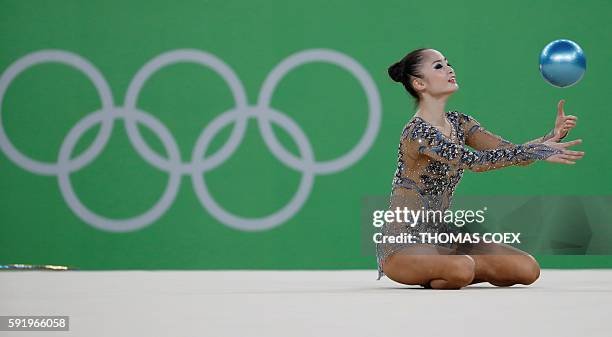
388,61,405,83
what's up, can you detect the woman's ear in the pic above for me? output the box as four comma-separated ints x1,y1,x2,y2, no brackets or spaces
412,77,425,92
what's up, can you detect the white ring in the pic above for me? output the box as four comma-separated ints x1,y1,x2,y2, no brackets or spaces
257,49,381,174
124,49,249,174
191,107,315,231
0,50,114,175
57,107,181,232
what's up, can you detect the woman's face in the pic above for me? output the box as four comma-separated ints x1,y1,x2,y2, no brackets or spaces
413,49,458,97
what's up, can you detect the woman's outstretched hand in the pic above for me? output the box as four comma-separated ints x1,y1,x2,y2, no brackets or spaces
553,99,578,140
542,133,585,165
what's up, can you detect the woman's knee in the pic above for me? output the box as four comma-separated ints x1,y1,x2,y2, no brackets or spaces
517,255,540,285
446,255,476,286
428,255,475,289
489,254,540,286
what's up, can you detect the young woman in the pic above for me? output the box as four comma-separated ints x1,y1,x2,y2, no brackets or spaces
376,48,584,289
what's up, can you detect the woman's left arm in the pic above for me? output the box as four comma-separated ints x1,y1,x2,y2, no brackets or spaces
462,100,577,165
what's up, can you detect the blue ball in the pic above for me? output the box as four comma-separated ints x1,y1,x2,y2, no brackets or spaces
539,39,586,88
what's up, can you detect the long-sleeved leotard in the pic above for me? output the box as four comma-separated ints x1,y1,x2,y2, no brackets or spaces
375,110,562,280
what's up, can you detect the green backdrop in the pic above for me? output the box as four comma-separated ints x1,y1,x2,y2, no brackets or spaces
1,0,611,270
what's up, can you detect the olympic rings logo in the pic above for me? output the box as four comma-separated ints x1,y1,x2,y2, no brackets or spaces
0,49,381,232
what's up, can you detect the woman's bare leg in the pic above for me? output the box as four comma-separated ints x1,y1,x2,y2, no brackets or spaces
459,242,540,286
382,244,475,290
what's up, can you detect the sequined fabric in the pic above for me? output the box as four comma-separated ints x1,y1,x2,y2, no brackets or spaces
375,111,563,280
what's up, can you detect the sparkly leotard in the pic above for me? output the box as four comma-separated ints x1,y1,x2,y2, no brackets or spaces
375,110,562,280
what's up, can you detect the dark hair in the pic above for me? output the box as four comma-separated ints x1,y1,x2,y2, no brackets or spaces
388,48,429,105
